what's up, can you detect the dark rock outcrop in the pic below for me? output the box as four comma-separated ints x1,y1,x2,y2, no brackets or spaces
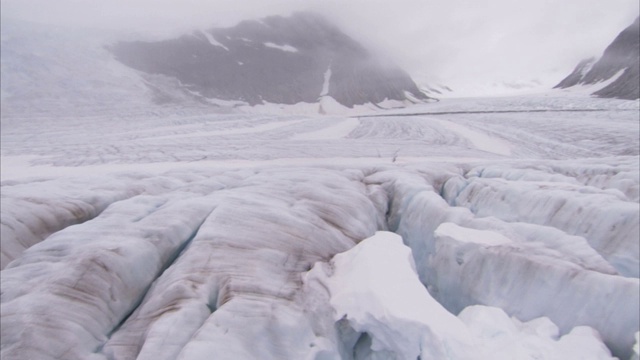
555,17,639,100
110,12,430,108
554,57,597,89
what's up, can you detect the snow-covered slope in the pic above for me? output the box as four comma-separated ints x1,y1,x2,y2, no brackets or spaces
556,17,640,100
0,20,159,118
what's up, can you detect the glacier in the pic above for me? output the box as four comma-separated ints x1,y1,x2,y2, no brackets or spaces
1,14,640,360
304,231,616,360
2,157,638,359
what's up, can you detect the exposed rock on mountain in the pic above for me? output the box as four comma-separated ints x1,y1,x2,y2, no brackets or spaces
555,17,639,100
110,12,431,108
554,58,597,89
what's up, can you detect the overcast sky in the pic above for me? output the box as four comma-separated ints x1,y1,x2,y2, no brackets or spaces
2,0,638,94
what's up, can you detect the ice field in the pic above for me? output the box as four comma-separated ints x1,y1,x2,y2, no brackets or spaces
1,92,639,359
2,13,640,360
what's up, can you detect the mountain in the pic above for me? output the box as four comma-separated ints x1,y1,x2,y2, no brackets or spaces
110,12,431,108
555,17,639,100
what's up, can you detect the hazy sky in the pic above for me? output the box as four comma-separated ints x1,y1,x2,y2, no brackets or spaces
2,0,638,94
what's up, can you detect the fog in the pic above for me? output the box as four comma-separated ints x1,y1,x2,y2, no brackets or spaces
2,0,638,94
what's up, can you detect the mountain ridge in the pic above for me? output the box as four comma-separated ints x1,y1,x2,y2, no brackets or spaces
555,17,639,100
110,12,432,109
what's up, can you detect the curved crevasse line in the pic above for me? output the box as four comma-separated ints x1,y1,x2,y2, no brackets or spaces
0,193,140,270
442,168,639,277
100,169,386,360
101,203,216,341
0,193,218,360
464,160,639,203
0,177,149,270
98,203,225,360
0,169,232,271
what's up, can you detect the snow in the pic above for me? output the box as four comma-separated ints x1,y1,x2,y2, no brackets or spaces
320,66,332,97
1,194,218,359
239,98,374,115
1,106,637,359
2,167,388,360
430,118,512,156
304,231,615,359
263,42,298,53
442,170,639,277
435,222,513,246
383,170,639,358
1,17,639,360
290,118,359,140
580,59,597,77
0,19,154,117
557,68,628,96
199,30,229,51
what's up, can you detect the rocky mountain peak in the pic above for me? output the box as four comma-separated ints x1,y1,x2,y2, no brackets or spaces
110,12,431,108
555,17,639,100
